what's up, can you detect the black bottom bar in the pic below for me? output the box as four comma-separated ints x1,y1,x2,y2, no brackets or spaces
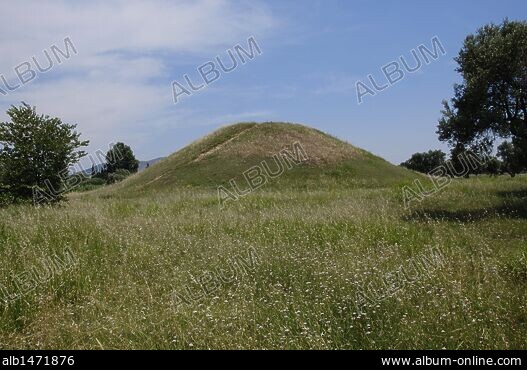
0,350,525,369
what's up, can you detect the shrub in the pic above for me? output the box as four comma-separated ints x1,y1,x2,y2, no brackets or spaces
107,169,131,184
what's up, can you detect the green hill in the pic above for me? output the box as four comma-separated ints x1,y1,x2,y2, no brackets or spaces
94,122,419,197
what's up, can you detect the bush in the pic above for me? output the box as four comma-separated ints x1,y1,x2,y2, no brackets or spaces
400,150,446,174
107,169,131,184
0,184,35,207
0,185,15,207
84,177,106,186
66,176,107,193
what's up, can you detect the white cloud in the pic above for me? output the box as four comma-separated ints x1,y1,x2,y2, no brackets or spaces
0,0,277,162
0,0,275,64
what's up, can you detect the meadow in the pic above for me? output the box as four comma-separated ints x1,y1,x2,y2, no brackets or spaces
0,174,525,349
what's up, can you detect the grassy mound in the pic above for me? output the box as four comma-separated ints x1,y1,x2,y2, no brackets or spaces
95,122,418,197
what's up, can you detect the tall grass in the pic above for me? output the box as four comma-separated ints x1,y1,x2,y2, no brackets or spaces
0,176,525,349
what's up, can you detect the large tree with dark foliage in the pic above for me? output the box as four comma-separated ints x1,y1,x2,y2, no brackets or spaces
497,141,524,177
400,150,446,174
105,142,139,174
437,20,527,170
0,103,88,203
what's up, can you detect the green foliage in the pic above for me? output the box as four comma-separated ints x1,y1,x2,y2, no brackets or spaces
106,142,139,174
64,174,106,193
107,168,131,184
400,150,446,174
85,177,106,186
0,103,88,204
437,20,527,164
73,176,107,192
498,141,525,177
0,184,16,207
485,156,502,176
86,142,138,187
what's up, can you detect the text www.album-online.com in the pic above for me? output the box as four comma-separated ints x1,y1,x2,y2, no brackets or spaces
381,356,522,366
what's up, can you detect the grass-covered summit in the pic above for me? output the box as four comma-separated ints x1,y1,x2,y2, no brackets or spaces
98,122,417,196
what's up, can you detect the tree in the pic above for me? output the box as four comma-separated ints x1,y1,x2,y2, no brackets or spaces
0,103,88,202
497,141,524,177
485,156,501,176
105,142,139,174
400,150,446,174
446,143,493,177
437,20,527,167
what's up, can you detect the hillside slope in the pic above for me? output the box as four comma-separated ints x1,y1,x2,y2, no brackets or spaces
94,122,419,197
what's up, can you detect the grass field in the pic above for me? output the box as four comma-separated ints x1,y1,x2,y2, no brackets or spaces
0,173,525,349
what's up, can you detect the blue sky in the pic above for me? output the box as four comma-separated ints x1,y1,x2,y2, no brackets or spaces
1,0,526,166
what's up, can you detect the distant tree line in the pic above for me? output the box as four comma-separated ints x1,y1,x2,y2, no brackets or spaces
400,144,524,177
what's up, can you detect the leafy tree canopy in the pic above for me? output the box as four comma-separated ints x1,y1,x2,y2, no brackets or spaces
0,102,88,201
437,20,527,164
497,141,525,176
105,142,139,174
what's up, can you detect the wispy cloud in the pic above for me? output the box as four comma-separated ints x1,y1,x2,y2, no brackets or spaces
0,0,278,160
